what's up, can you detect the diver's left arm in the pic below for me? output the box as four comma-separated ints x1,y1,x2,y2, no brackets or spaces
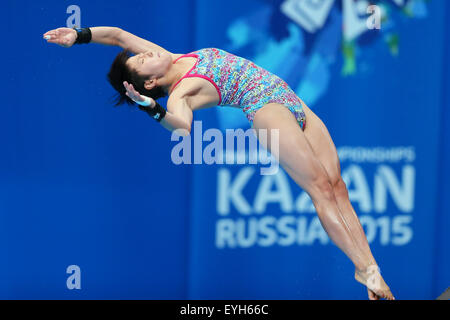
43,26,172,55
115,28,172,55
77,26,173,55
44,27,122,47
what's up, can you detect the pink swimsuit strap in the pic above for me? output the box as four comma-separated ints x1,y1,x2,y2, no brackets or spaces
169,54,199,94
173,53,198,64
169,53,223,104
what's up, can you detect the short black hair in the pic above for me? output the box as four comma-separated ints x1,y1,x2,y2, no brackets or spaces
107,49,167,107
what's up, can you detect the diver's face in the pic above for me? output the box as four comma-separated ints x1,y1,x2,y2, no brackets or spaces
127,50,172,82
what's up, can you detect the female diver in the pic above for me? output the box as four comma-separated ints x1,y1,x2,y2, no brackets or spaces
43,26,395,300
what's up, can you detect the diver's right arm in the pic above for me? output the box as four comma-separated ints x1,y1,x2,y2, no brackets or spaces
43,27,171,55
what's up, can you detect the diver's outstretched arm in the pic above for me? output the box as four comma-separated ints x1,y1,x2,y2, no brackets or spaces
116,28,173,55
43,27,172,55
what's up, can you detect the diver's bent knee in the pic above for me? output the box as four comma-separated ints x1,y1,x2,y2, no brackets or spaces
332,177,348,198
307,176,335,204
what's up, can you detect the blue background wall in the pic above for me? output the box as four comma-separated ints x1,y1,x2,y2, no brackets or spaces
1,0,448,299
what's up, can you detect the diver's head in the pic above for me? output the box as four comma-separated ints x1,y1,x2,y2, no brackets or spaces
107,50,170,106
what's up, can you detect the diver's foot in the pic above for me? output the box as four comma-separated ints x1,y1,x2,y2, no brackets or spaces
355,265,395,300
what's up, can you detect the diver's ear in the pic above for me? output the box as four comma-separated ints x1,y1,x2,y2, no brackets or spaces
144,79,157,91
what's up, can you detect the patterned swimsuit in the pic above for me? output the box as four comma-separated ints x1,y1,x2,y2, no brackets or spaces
169,48,306,130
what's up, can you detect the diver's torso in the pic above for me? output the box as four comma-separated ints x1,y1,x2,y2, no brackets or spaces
169,48,293,111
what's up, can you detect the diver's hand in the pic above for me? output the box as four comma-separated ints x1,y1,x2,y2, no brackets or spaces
123,81,156,111
43,28,77,48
